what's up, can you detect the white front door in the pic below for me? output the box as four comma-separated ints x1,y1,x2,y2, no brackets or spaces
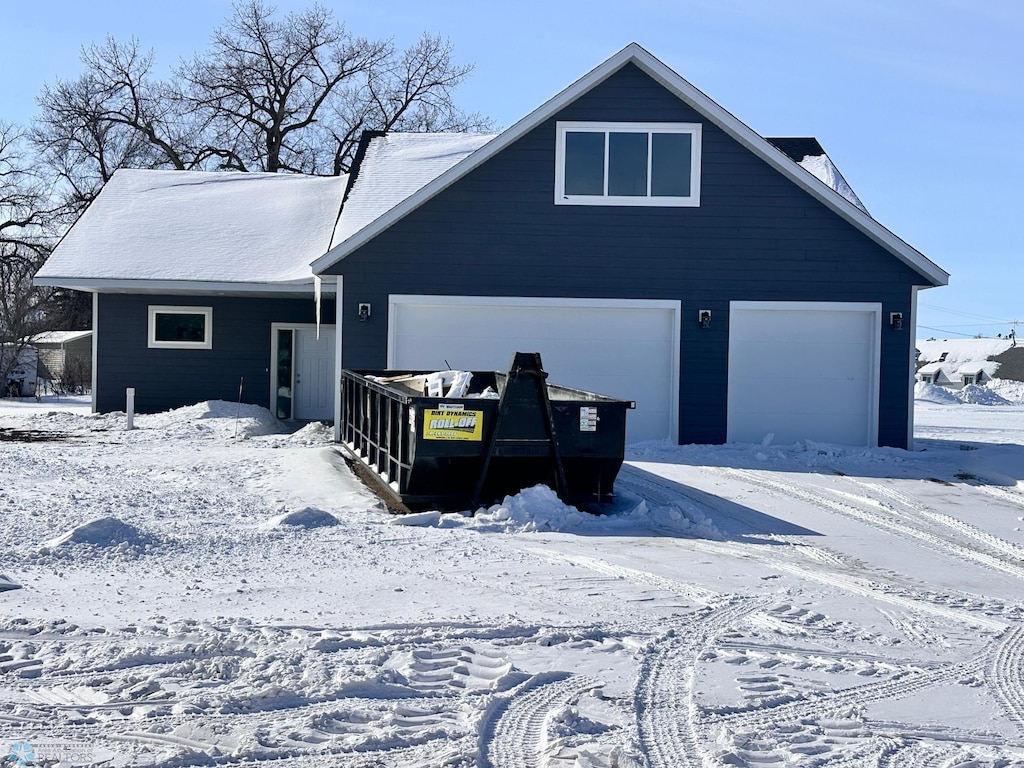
294,327,335,420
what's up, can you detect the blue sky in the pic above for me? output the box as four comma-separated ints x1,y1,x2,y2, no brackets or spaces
2,0,1021,339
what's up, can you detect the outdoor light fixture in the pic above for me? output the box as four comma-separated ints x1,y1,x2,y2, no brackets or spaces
698,309,712,328
358,303,371,322
890,312,903,330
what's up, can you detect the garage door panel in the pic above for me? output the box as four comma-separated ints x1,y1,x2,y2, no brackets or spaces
734,411,869,445
390,299,678,442
739,342,871,380
728,303,879,446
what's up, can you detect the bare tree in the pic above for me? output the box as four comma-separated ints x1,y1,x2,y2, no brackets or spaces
0,123,55,391
33,1,487,183
178,1,388,173
328,33,490,174
34,38,194,213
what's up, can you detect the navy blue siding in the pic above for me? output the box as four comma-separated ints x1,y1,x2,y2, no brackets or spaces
95,294,333,414
323,63,924,447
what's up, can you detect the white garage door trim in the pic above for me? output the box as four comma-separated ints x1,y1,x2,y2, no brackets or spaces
728,301,882,446
387,295,681,443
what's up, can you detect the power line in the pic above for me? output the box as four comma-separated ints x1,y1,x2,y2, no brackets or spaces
918,303,1011,324
916,325,987,338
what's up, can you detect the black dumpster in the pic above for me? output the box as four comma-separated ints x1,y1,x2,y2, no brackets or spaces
338,352,635,510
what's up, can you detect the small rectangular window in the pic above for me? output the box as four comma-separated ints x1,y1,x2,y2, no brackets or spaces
148,306,213,349
564,131,605,195
608,132,648,196
651,132,692,197
555,121,701,207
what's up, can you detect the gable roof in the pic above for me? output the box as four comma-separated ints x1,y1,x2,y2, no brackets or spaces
312,43,948,287
35,169,348,293
32,330,93,345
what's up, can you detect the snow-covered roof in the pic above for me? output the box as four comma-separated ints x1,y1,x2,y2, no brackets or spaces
333,133,496,246
35,169,348,291
956,360,1000,377
766,138,866,213
916,337,1014,365
32,330,93,345
313,43,949,287
795,154,865,212
917,362,943,375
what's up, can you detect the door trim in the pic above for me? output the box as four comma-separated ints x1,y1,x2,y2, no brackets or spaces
270,322,336,420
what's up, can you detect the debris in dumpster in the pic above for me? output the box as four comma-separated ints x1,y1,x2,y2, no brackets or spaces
338,352,634,511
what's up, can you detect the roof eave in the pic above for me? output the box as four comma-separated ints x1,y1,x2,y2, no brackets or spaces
33,276,338,296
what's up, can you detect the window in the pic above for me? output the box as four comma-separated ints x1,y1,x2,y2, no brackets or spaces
148,306,213,349
555,121,702,206
962,374,975,386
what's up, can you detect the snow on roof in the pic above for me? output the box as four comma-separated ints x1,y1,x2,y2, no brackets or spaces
766,138,867,212
332,133,496,247
32,330,93,345
956,360,1000,376
36,169,348,286
917,362,943,375
795,153,866,212
916,337,1014,365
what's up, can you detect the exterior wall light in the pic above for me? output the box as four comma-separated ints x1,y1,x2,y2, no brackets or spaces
358,303,371,322
698,309,712,328
890,312,903,330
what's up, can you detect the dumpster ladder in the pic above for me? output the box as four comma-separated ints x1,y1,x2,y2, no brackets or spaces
470,352,570,508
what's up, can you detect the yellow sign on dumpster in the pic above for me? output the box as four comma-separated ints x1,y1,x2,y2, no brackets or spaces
423,406,484,441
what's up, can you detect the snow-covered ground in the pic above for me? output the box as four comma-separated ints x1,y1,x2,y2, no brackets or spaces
3,392,1024,766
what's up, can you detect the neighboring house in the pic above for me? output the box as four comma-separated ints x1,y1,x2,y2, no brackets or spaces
34,330,93,390
35,43,949,448
0,344,38,398
916,337,1021,389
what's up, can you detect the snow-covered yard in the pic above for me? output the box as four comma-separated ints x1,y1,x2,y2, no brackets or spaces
2,391,1024,766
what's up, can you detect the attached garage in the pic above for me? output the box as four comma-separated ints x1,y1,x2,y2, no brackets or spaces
387,296,680,443
727,302,881,446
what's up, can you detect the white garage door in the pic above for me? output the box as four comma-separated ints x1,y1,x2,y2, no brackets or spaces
727,301,880,446
388,296,680,442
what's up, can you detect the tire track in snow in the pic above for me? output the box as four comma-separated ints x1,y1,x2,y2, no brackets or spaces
635,597,769,768
766,558,1007,631
987,625,1024,734
528,549,721,607
481,673,601,768
707,654,984,730
837,476,1024,566
962,479,1024,512
723,468,1024,583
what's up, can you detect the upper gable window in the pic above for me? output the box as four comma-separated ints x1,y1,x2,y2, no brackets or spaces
555,122,702,207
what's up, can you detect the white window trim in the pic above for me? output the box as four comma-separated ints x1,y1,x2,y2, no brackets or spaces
147,305,213,350
554,121,702,207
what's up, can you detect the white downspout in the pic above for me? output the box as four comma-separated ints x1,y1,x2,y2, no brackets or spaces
333,276,343,442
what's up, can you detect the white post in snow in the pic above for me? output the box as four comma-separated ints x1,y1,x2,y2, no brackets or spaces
126,388,136,430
